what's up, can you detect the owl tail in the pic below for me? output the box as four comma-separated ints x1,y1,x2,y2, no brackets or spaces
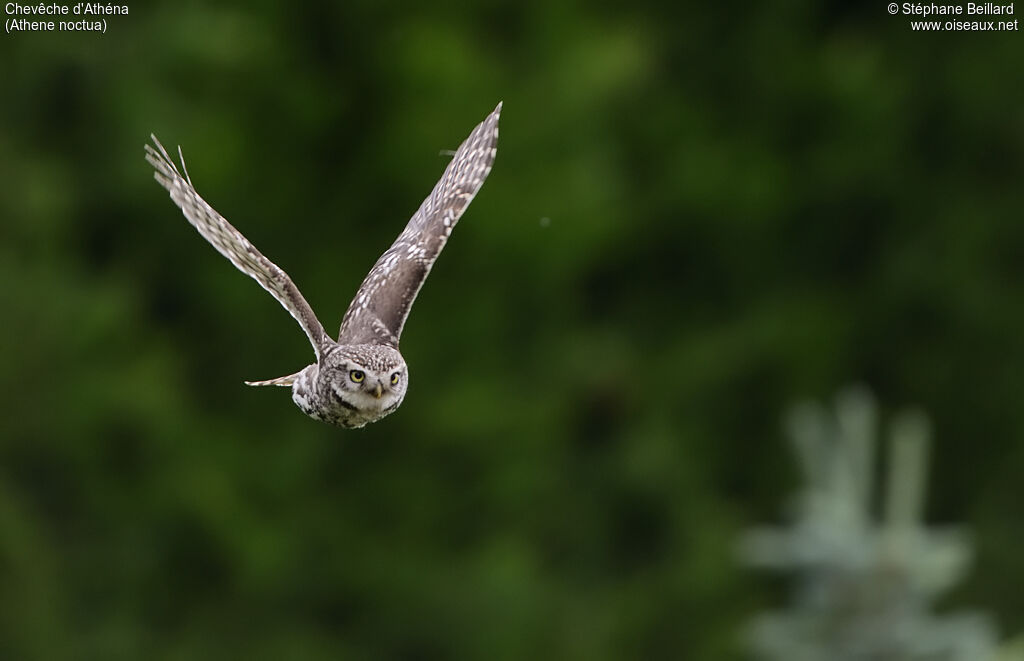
244,371,300,387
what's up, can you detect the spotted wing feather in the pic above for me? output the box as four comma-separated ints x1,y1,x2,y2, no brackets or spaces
337,102,501,347
145,136,331,358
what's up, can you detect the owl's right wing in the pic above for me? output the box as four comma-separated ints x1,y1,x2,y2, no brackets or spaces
337,102,501,347
145,136,331,359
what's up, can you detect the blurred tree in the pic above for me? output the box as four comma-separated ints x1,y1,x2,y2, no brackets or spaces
741,388,1003,661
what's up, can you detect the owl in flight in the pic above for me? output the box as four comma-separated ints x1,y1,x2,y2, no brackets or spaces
145,103,501,427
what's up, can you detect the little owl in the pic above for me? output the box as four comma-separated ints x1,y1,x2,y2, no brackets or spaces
145,103,501,427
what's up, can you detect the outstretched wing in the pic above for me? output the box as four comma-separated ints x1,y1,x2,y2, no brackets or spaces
337,102,501,347
145,136,331,359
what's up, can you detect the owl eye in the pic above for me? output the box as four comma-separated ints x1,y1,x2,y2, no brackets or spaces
390,372,400,385
349,370,365,383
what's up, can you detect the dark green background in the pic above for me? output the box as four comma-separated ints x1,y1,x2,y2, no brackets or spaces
1,2,1022,659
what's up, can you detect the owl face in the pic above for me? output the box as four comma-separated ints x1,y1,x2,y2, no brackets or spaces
315,345,408,427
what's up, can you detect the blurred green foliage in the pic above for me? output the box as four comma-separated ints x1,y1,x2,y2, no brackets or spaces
0,1,1022,659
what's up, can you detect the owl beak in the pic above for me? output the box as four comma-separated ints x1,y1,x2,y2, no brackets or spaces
372,383,383,399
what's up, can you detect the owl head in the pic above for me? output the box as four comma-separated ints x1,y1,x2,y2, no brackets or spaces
318,344,408,424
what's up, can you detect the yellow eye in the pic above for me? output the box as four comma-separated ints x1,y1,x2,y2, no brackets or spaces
390,372,400,385
349,370,365,383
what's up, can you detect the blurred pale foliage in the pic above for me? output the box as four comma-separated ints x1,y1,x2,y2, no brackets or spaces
0,2,1022,659
741,388,1001,660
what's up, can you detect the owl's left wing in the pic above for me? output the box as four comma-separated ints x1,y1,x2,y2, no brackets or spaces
337,102,501,347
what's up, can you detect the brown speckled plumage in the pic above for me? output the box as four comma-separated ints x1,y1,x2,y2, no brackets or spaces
145,103,501,427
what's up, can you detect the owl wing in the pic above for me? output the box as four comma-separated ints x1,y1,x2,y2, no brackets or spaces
337,102,501,348
145,136,332,359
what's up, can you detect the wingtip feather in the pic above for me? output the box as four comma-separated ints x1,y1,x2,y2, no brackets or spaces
244,374,298,387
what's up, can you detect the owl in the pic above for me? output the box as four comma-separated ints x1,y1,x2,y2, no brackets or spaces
145,103,501,427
